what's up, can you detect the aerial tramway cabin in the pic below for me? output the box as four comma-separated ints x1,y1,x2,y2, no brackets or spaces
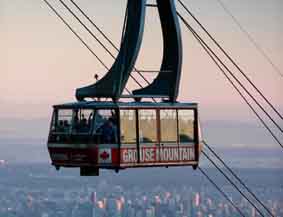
47,0,203,175
48,101,201,175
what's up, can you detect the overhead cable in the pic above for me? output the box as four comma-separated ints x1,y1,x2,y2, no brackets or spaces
57,0,145,90
198,167,246,217
68,0,152,86
178,12,283,148
42,0,107,69
62,0,157,101
202,150,265,217
203,141,275,217
42,0,131,95
178,0,283,121
215,0,283,79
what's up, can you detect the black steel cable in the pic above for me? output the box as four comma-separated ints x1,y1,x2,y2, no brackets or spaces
68,0,152,87
42,0,131,95
215,0,283,79
198,167,246,217
69,0,117,53
178,12,283,148
178,0,283,121
202,150,265,217
203,141,275,217
57,0,145,90
177,11,283,135
58,0,113,58
64,0,157,102
42,0,107,69
184,15,283,148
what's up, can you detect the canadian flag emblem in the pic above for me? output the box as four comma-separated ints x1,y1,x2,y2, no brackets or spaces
98,149,111,163
100,151,110,160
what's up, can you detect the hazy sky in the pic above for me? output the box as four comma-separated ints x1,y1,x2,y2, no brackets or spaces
1,0,282,121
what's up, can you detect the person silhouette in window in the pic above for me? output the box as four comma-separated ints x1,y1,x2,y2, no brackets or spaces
99,118,117,144
57,120,65,132
63,120,70,133
80,115,89,133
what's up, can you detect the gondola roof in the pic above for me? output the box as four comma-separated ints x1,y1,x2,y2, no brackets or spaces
53,101,198,109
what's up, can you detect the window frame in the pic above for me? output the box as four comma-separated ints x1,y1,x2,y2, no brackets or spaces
119,108,137,144
71,108,95,135
137,108,158,144
52,109,73,135
177,108,196,144
159,109,178,144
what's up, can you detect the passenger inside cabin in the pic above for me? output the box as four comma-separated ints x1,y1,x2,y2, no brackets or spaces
73,113,91,133
98,118,117,144
80,117,89,133
57,120,65,132
71,112,79,133
63,120,70,132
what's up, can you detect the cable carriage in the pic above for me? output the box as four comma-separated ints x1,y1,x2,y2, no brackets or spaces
48,101,201,175
47,0,203,175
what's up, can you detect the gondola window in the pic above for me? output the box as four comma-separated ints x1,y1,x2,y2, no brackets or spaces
54,109,72,134
138,110,157,143
120,110,136,144
178,110,194,143
160,109,178,143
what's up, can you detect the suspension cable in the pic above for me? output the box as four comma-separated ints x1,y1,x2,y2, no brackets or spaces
182,14,283,148
178,0,283,121
69,0,117,53
198,167,246,217
203,141,275,217
215,0,283,79
42,0,107,69
41,0,131,95
57,0,147,91
68,0,152,87
178,12,283,148
202,150,266,217
177,12,283,134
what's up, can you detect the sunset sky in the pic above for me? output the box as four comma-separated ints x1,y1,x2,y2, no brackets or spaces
1,0,282,121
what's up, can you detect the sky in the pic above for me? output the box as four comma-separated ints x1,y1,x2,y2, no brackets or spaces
1,0,282,119
0,0,283,150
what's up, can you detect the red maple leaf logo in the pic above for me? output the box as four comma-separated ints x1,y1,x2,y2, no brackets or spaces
100,151,110,160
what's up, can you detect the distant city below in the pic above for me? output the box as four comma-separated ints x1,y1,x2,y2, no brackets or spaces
0,164,282,217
